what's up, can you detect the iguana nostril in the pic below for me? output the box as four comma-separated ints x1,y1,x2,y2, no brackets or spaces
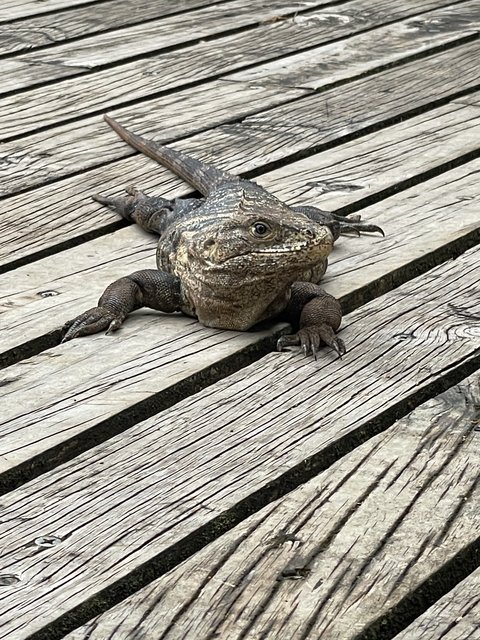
305,229,314,238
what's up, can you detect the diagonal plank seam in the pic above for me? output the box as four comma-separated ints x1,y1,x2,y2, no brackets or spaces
354,536,480,640
0,0,350,87
18,358,480,640
0,0,346,60
0,0,474,102
1,32,478,206
0,0,240,29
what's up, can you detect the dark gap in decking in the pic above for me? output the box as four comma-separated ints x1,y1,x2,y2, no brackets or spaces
355,539,480,640
1,223,479,492
23,352,480,640
0,0,350,69
0,0,447,141
0,0,238,30
0,0,107,25
0,0,471,100
0,330,284,496
0,67,478,281
0,30,477,208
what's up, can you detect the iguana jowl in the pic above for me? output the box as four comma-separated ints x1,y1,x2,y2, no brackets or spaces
63,115,383,357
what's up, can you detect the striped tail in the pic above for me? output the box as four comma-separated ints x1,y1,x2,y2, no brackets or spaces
104,114,237,196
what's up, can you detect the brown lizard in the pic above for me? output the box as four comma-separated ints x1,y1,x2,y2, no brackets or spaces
62,115,383,357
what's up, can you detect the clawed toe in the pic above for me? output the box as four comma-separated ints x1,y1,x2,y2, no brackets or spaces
61,307,121,342
277,325,346,360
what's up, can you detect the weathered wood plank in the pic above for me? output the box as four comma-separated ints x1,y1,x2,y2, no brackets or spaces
0,79,308,197
0,0,335,92
2,39,479,268
0,0,93,21
229,0,480,88
64,374,480,640
2,104,479,355
3,3,476,197
0,0,233,55
0,246,478,639
1,157,479,481
393,569,480,639
0,0,460,138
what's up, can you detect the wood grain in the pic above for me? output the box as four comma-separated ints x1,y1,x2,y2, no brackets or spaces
229,0,480,88
0,0,460,138
0,79,307,196
0,247,478,639
0,0,94,21
64,374,480,640
0,0,233,55
2,40,479,268
3,2,475,196
393,569,480,639
0,0,332,92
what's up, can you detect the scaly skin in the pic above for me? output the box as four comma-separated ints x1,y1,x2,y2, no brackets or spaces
62,115,384,357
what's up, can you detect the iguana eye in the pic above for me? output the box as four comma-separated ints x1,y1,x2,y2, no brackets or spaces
252,221,270,237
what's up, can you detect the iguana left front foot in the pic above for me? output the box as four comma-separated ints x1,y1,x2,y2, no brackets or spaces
277,282,346,359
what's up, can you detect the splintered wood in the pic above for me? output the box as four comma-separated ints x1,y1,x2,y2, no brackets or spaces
0,0,479,638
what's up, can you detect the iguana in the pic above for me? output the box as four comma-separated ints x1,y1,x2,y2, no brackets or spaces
62,115,383,358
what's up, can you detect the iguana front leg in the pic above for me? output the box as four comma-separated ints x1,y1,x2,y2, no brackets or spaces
277,282,345,359
93,186,203,236
62,269,183,342
292,205,384,239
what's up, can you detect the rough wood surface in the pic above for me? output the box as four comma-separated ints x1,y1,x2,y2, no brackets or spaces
0,0,94,21
0,79,308,197
229,0,480,88
393,569,480,639
0,0,333,92
0,246,478,639
0,0,232,55
65,374,480,640
2,40,479,269
0,0,459,138
3,2,475,197
2,105,479,354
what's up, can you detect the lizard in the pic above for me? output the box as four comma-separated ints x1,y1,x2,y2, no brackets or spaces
62,115,383,358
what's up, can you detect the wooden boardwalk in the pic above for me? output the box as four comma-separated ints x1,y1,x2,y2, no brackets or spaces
0,1,479,638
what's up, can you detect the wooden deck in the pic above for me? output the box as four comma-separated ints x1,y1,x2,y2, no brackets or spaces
0,1,479,638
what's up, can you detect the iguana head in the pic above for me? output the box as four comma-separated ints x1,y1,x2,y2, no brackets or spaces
192,182,334,277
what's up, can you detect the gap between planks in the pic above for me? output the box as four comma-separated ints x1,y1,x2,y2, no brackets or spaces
1,38,480,271
63,374,480,640
0,245,478,639
0,160,479,490
0,0,464,117
0,0,253,55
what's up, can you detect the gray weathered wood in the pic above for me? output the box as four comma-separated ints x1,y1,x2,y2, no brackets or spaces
229,0,480,88
2,104,479,354
0,0,460,139
0,79,307,197
0,246,478,639
0,0,93,21
2,42,479,266
65,374,480,640
0,0,235,55
3,2,476,196
0,0,333,92
394,571,480,639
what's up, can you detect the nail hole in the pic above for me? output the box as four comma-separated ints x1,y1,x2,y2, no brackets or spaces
34,535,61,548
